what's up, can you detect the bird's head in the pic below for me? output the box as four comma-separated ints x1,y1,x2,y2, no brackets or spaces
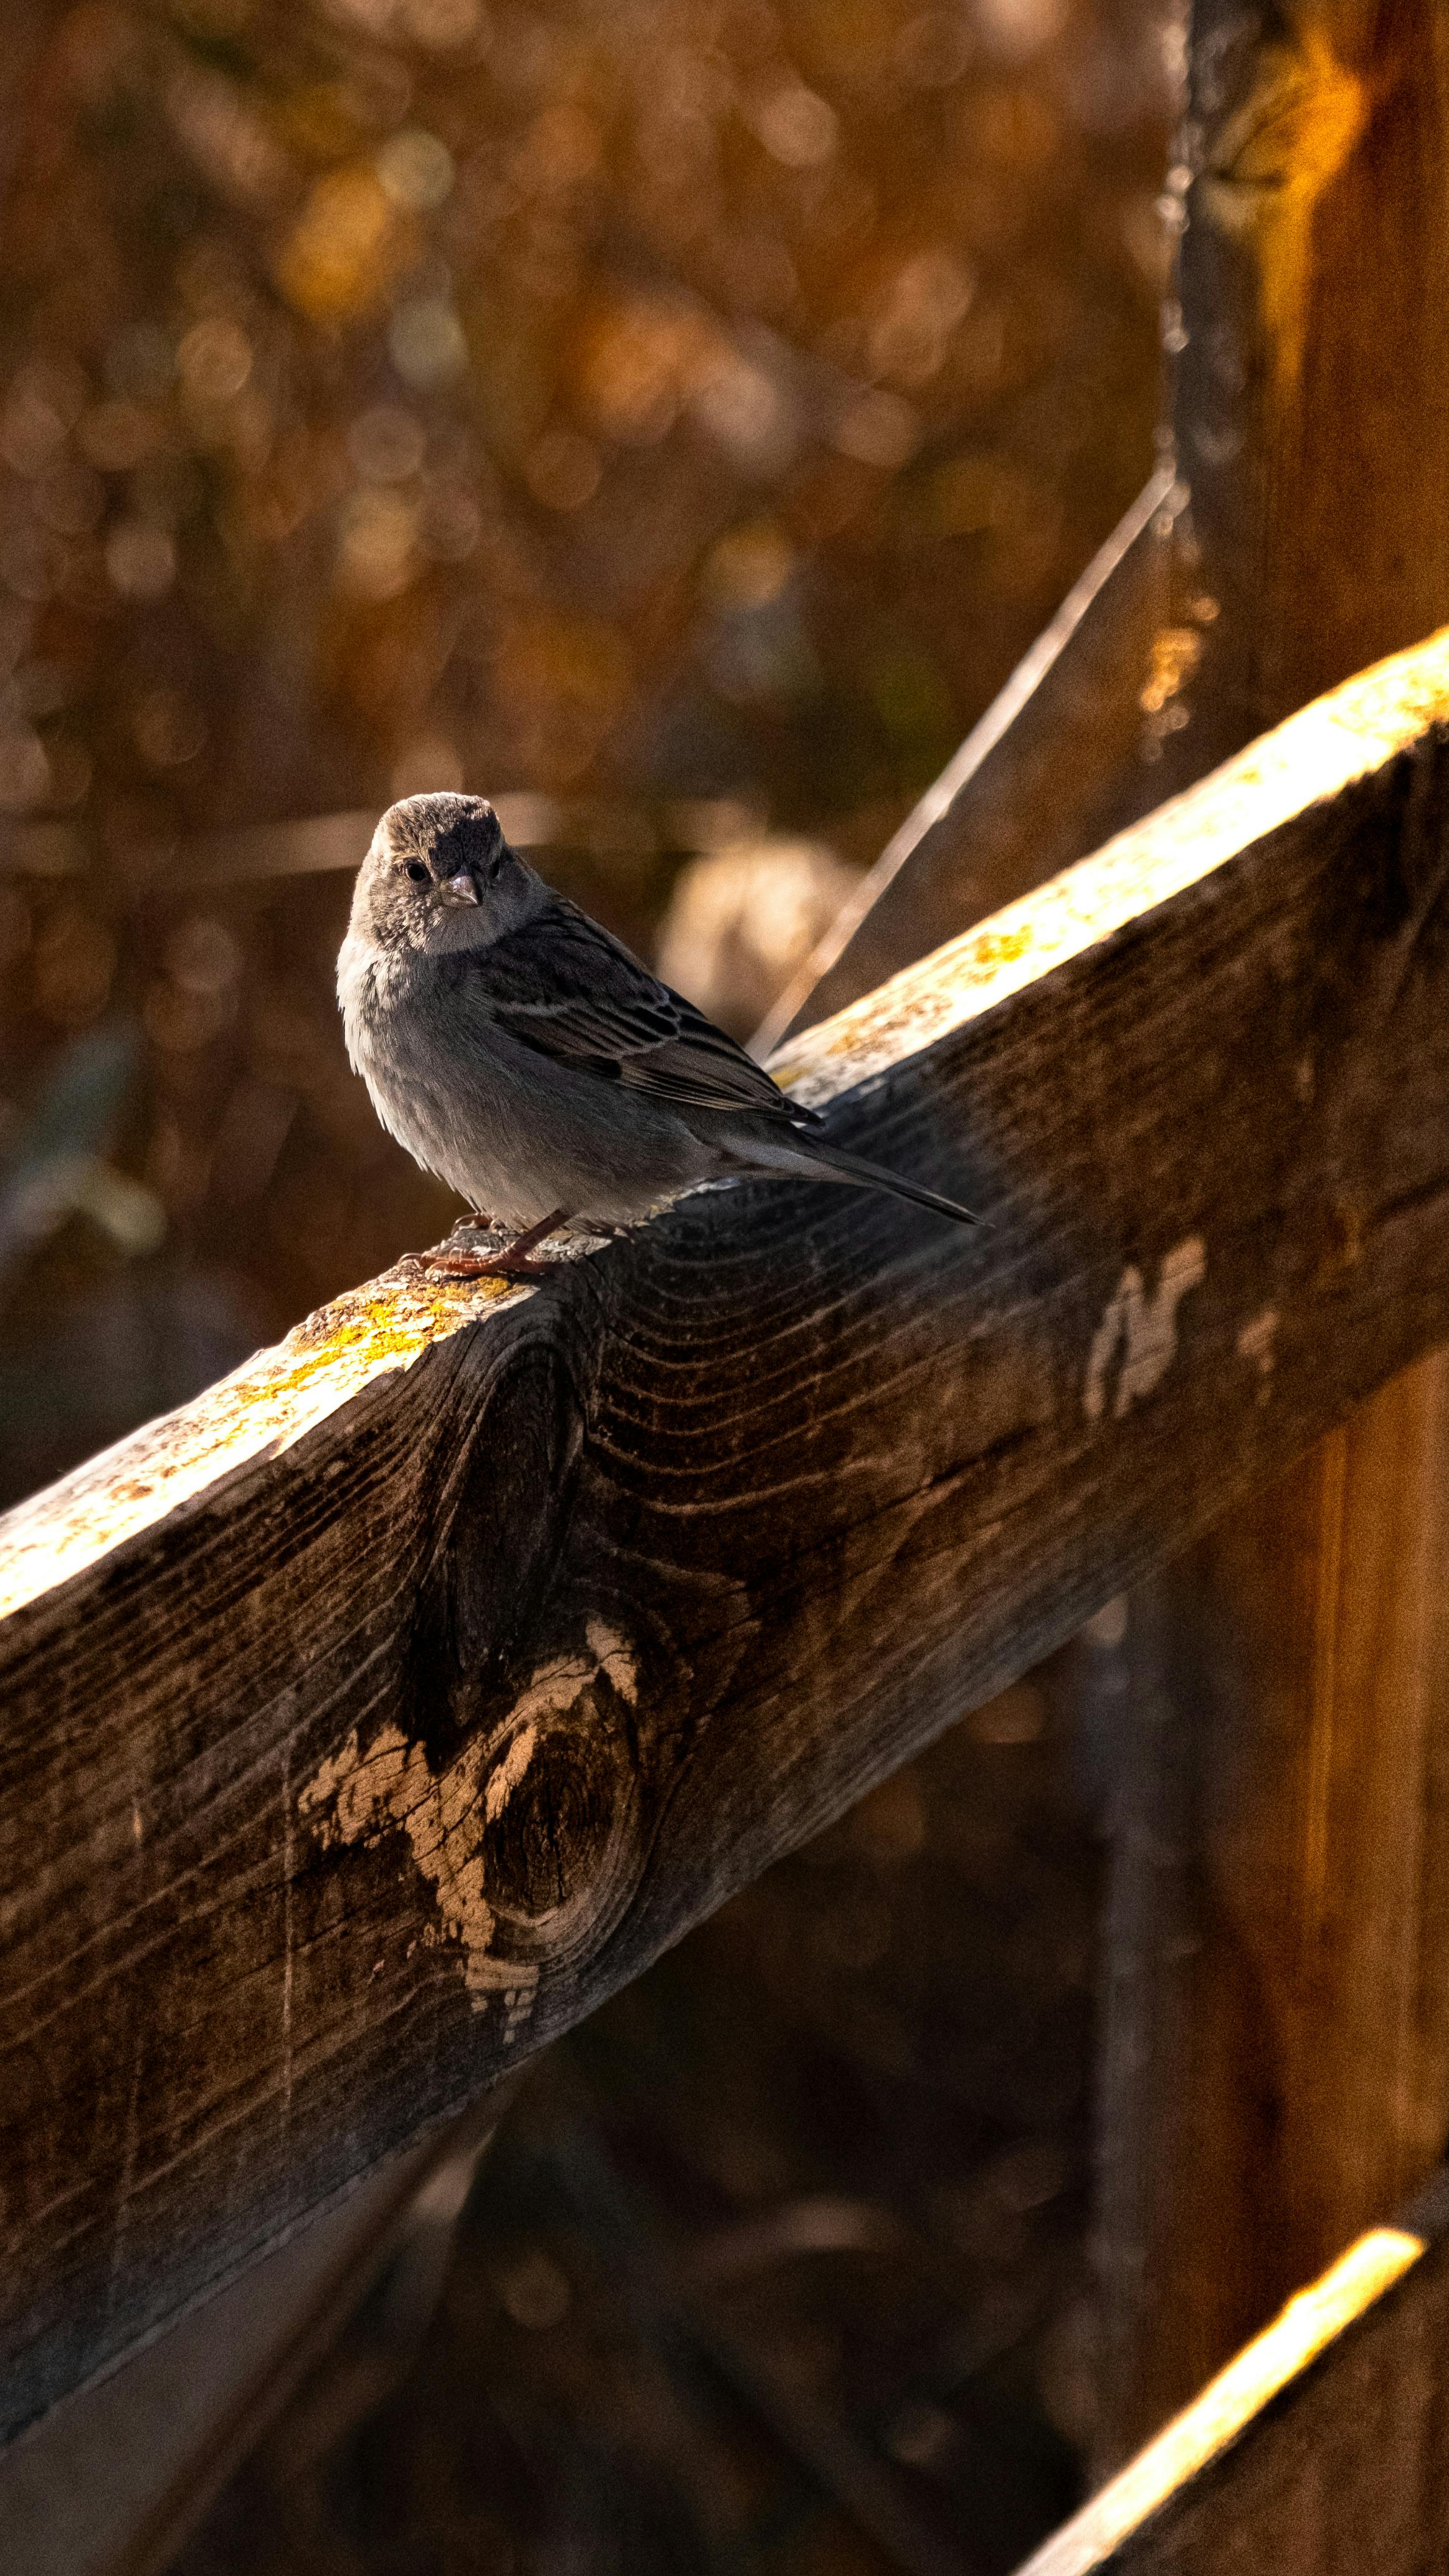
349,793,543,955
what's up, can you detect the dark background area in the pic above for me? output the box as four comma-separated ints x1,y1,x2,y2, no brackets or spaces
0,1,1171,2565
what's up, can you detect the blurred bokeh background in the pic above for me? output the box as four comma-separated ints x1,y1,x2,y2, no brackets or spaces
0,1,1172,2565
0,0,1171,1498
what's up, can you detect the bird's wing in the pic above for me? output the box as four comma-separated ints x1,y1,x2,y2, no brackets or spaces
458,899,815,1122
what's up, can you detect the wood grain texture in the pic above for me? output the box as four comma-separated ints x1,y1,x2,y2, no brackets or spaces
6,632,1449,2448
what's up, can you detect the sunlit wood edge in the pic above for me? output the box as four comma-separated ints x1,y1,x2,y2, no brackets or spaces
2,621,1448,1625
1013,2227,1425,2576
772,620,1449,1106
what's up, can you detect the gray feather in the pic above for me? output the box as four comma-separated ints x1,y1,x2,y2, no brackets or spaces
442,896,812,1123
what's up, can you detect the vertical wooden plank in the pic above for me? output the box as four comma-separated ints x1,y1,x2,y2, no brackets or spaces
1202,1367,1449,2256
1092,0,1449,2464
1171,0,1449,772
1088,1365,1449,2450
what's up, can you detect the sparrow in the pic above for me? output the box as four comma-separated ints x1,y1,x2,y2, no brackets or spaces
338,793,977,1281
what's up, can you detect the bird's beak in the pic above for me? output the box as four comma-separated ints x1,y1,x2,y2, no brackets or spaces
440,869,480,906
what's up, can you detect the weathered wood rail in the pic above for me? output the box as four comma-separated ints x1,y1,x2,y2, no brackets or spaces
6,627,1449,2454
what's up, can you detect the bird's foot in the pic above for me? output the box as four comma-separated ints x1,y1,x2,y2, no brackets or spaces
403,1245,564,1283
400,1207,571,1285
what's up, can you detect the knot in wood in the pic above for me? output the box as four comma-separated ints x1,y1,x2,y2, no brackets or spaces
298,1618,644,2027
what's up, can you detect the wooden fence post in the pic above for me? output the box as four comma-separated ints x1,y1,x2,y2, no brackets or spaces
1090,0,1449,2464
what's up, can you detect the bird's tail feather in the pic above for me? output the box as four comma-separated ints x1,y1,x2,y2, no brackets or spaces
797,1134,979,1227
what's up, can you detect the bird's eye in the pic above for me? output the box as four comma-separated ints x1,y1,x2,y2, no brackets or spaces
487,853,503,882
405,860,429,884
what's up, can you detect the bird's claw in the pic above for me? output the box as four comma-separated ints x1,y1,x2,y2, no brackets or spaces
401,1245,564,1284
401,1206,578,1283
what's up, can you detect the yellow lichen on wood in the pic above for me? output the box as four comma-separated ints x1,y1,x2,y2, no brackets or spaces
0,1266,518,1623
1199,14,1369,400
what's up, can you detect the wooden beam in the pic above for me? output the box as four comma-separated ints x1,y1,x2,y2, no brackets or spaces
1015,2172,1449,2575
6,632,1449,2448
